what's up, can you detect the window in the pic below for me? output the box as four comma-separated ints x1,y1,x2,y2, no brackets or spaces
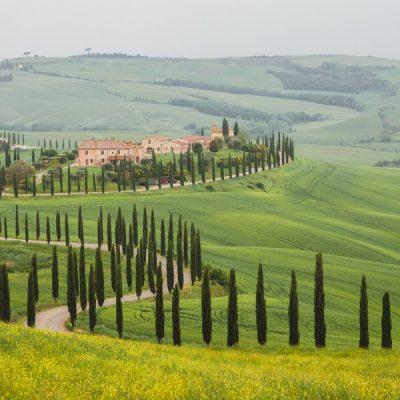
85,150,88,155
101,150,104,155
101,159,105,163
85,160,89,165
117,150,120,155
90,159,93,164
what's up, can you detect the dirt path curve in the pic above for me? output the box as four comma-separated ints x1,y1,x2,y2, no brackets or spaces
0,237,192,333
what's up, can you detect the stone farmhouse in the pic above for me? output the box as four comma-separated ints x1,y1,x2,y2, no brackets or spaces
210,124,234,139
76,134,212,167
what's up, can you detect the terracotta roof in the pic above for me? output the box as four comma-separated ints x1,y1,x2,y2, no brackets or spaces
180,135,210,143
171,138,188,145
79,140,132,150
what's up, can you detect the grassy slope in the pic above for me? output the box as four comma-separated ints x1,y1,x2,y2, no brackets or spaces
0,323,399,400
1,159,400,348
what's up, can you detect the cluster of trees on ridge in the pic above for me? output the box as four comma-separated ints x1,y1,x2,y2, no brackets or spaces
0,206,393,349
0,131,295,197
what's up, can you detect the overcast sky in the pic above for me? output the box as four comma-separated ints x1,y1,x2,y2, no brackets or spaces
1,0,399,60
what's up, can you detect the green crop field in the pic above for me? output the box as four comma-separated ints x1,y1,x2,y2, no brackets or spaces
0,158,399,352
2,54,400,166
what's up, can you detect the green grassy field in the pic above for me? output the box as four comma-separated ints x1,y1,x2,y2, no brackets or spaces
1,158,399,350
2,54,400,166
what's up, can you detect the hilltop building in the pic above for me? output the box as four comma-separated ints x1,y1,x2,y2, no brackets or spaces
210,124,234,139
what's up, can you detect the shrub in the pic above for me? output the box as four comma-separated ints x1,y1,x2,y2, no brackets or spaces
192,143,203,153
207,266,229,287
209,139,223,153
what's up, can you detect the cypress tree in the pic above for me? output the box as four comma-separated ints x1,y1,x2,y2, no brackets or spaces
111,245,116,292
183,221,189,267
51,246,59,301
160,219,166,256
142,207,148,261
314,252,326,348
196,229,202,281
172,284,181,346
77,173,81,192
235,156,240,178
107,212,112,251
190,223,196,285
202,268,212,345
256,262,267,345
50,170,54,196
98,206,103,246
359,275,369,349
228,153,233,179
227,269,239,347
67,246,77,326
65,212,70,246
24,213,29,243
32,173,37,196
288,269,300,346
179,153,184,186
126,245,132,291
15,205,19,238
191,155,195,185
167,239,174,293
79,246,87,311
135,251,142,299
67,164,71,194
220,162,224,180
116,263,123,338
132,204,138,247
0,264,10,321
56,211,61,241
31,253,39,303
27,272,35,327
59,167,63,193
168,214,173,248
147,245,156,295
78,206,84,245
73,250,79,297
155,263,164,343
92,172,96,192
46,216,51,244
13,171,18,197
88,264,96,332
242,151,246,176
211,157,216,181
381,292,392,349
95,247,105,306
3,217,6,240
177,233,184,290
121,217,127,255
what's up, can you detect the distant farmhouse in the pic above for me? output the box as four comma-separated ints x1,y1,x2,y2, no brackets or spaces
76,132,213,167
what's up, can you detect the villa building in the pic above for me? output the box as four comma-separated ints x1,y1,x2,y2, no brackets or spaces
210,124,234,139
76,139,141,166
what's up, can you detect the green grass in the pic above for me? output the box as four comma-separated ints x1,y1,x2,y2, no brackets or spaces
1,158,400,349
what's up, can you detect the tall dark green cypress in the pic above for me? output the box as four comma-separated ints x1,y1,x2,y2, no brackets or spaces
132,205,138,246
168,214,173,249
107,213,112,251
202,268,212,345
46,216,51,244
56,211,61,241
288,269,300,346
13,171,18,198
31,253,39,303
95,247,105,306
190,223,196,285
92,172,96,192
34,210,40,240
84,167,88,194
24,213,29,243
59,167,63,193
121,217,127,255
359,275,369,349
147,242,156,295
126,245,132,291
32,172,36,196
88,264,97,332
79,246,87,311
67,164,71,194
3,217,6,240
256,262,267,345
172,284,181,346
167,239,174,293
135,251,142,299
51,246,59,301
73,250,79,297
142,207,148,261
116,263,123,338
211,157,216,181
381,292,392,349
67,246,77,326
177,233,184,290
15,205,19,238
160,219,166,256
0,264,10,322
227,269,239,347
314,252,326,348
65,212,70,246
78,206,84,245
155,263,164,343
110,245,116,292
27,272,35,327
183,221,188,267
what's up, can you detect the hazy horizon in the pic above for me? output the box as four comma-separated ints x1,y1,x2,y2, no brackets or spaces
1,0,400,60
